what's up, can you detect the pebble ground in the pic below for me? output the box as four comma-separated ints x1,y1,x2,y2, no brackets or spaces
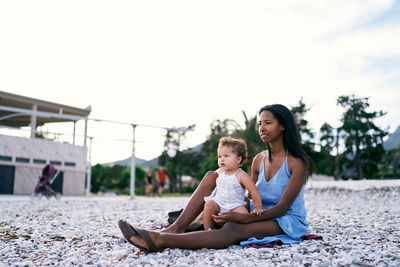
1,180,399,267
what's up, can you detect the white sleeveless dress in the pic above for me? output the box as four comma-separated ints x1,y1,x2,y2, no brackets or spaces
204,169,247,213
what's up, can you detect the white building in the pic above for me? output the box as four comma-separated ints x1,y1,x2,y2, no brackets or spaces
0,91,91,195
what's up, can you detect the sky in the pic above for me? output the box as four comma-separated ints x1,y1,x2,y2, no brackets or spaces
1,0,400,165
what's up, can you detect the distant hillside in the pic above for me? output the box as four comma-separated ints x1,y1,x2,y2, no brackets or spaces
104,143,203,169
384,125,400,151
103,156,158,169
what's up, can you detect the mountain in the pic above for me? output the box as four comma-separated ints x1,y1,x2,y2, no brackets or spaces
104,143,203,169
103,156,158,169
383,125,400,151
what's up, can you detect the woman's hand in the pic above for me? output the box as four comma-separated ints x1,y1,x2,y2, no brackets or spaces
212,212,250,225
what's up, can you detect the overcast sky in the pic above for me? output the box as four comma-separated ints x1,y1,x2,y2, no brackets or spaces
1,0,399,164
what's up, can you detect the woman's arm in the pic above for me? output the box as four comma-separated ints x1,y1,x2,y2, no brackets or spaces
250,153,263,184
214,157,308,224
246,153,263,200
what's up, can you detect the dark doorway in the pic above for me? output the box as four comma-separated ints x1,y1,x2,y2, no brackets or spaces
50,171,63,194
0,165,15,194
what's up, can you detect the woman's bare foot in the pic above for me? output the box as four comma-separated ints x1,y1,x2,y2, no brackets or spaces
118,220,162,252
130,229,160,251
129,234,148,249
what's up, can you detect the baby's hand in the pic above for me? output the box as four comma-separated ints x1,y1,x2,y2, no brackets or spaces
251,207,263,216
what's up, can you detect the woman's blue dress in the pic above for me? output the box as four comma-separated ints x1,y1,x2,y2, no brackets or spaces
240,155,308,247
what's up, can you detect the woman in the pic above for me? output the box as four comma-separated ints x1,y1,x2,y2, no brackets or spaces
144,170,154,197
118,104,313,252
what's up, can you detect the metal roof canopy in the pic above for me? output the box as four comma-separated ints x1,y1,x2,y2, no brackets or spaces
0,91,91,145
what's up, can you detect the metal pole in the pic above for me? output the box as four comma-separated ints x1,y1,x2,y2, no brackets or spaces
86,136,93,197
334,128,340,181
130,124,137,199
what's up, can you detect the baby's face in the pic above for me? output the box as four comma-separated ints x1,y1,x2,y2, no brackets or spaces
217,146,241,172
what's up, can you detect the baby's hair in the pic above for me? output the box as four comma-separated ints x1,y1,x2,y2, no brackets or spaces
218,137,248,164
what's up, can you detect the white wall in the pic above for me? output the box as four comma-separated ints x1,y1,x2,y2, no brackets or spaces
0,134,87,195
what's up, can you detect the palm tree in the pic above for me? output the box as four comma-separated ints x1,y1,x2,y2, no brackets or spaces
234,111,265,172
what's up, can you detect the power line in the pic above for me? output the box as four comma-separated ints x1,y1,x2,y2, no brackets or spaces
88,117,190,132
89,117,168,130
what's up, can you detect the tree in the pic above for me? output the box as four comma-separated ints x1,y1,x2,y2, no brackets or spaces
380,148,400,178
316,122,336,176
159,125,195,193
337,94,388,179
290,98,315,155
90,164,146,194
319,123,335,154
199,112,266,175
290,98,318,169
234,111,265,172
199,119,242,176
334,128,341,180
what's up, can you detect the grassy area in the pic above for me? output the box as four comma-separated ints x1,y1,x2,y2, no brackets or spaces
103,190,191,197
161,192,192,197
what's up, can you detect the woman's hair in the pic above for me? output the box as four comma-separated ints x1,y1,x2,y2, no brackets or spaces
259,104,314,175
218,136,248,164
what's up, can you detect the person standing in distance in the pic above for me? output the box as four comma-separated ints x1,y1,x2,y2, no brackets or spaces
145,170,154,197
156,166,168,196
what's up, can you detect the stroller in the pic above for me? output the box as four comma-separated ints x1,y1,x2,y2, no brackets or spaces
32,164,62,199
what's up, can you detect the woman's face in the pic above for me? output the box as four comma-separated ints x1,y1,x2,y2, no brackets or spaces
258,110,284,143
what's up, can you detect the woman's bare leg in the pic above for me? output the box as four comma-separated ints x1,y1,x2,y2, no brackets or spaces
164,171,218,233
131,220,283,250
203,200,220,230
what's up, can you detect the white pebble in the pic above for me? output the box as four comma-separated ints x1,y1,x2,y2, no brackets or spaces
0,183,399,266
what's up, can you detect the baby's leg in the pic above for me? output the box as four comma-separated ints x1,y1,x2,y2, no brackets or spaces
231,205,249,214
203,200,220,230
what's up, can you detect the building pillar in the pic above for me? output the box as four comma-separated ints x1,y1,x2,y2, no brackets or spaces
84,118,88,147
86,137,93,197
73,121,76,145
30,104,37,138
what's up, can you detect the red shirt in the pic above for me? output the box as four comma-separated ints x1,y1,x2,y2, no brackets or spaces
157,170,167,183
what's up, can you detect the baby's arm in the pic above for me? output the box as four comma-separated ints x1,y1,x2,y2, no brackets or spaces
238,170,263,215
